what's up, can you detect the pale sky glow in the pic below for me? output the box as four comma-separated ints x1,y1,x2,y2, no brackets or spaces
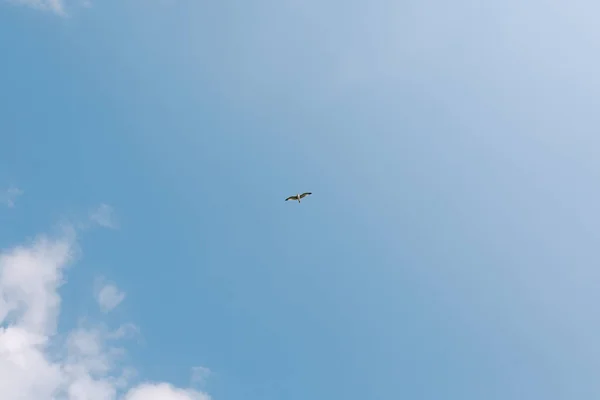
2,0,600,399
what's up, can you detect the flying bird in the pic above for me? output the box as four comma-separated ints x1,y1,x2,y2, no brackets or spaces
285,192,312,203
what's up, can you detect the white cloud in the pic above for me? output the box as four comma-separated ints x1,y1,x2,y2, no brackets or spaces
125,383,210,400
90,204,118,229
0,227,210,400
96,283,126,313
107,323,139,340
1,187,23,208
6,0,66,15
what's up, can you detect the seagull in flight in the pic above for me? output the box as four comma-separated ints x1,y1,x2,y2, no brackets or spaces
285,192,312,203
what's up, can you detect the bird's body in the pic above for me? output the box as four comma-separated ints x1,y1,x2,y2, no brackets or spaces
285,192,312,203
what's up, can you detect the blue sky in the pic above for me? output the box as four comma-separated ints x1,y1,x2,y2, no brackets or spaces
1,0,600,399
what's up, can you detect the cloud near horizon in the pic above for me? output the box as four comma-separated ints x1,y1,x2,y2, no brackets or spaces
0,225,210,400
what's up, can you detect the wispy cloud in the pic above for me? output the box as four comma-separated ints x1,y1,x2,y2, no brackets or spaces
1,187,23,208
0,227,210,400
6,0,66,16
191,366,211,388
90,204,119,229
95,281,126,313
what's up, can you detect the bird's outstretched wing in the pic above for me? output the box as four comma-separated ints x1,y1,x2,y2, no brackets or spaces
285,196,298,201
299,192,312,198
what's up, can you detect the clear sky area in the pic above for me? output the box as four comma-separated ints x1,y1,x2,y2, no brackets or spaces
1,1,600,399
